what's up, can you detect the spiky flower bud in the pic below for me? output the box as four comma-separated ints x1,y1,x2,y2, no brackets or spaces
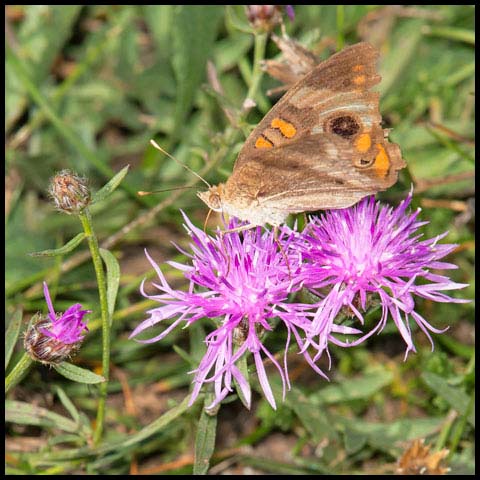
49,170,91,215
245,5,294,32
24,283,90,365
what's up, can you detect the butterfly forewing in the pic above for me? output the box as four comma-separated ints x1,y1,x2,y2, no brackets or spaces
204,42,406,226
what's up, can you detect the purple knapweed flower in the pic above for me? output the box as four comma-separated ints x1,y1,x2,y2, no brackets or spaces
297,191,469,360
130,213,342,410
285,5,295,22
24,282,90,364
40,282,90,343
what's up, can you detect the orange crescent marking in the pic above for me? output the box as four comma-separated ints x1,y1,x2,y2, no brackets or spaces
352,64,365,72
271,118,297,138
353,74,366,85
374,144,390,178
355,133,372,153
255,136,273,149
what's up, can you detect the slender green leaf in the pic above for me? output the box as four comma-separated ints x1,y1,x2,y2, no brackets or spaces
190,320,206,363
423,26,475,45
239,455,318,475
311,368,394,404
343,426,368,455
47,433,85,447
421,372,475,427
379,19,425,97
338,416,445,455
172,344,196,366
114,394,194,450
29,232,86,257
6,5,82,129
6,400,79,433
194,394,218,475
142,6,174,61
5,309,23,370
99,248,120,325
5,351,34,394
92,165,130,204
233,349,251,409
213,33,253,72
171,6,223,133
5,44,149,206
286,388,339,442
55,385,80,424
53,362,105,384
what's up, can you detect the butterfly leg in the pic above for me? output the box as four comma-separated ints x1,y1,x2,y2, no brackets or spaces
215,230,232,278
203,208,214,233
219,223,258,276
220,223,256,235
273,226,292,280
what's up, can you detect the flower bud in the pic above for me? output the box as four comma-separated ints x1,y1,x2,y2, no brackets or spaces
24,283,90,365
49,170,91,215
245,5,294,31
24,316,81,365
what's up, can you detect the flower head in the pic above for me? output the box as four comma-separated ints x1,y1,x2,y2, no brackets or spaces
49,169,91,215
297,192,469,359
130,213,329,410
246,5,294,31
24,282,90,364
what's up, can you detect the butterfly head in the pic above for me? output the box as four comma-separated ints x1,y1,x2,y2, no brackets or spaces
197,184,224,212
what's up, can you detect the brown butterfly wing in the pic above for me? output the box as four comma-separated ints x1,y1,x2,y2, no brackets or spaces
225,42,405,214
224,133,404,213
235,42,381,165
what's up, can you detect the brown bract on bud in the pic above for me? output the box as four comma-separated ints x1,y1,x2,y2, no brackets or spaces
49,169,91,214
396,438,450,475
24,316,83,365
23,283,90,365
233,317,265,347
246,5,283,31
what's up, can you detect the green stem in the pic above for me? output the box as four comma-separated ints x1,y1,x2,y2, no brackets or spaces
245,31,268,111
78,209,110,445
435,409,456,451
448,391,475,457
446,350,475,457
5,353,33,393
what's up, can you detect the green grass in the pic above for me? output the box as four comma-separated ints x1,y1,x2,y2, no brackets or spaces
5,5,474,475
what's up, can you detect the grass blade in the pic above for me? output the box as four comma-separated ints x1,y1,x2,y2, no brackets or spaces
53,362,105,384
5,308,23,370
29,233,86,257
99,248,120,325
194,394,218,475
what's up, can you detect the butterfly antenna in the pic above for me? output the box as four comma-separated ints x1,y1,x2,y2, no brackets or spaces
203,207,213,232
149,139,211,188
138,186,195,196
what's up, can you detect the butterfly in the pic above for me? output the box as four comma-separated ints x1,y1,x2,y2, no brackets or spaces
197,42,406,227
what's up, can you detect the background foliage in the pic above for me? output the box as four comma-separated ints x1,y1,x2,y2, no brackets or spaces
5,5,474,475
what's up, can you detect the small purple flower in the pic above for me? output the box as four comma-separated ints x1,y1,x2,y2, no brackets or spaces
41,282,90,344
285,5,295,22
297,192,469,360
24,282,90,364
130,213,334,410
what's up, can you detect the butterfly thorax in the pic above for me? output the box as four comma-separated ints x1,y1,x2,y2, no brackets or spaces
197,184,224,212
198,182,288,226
